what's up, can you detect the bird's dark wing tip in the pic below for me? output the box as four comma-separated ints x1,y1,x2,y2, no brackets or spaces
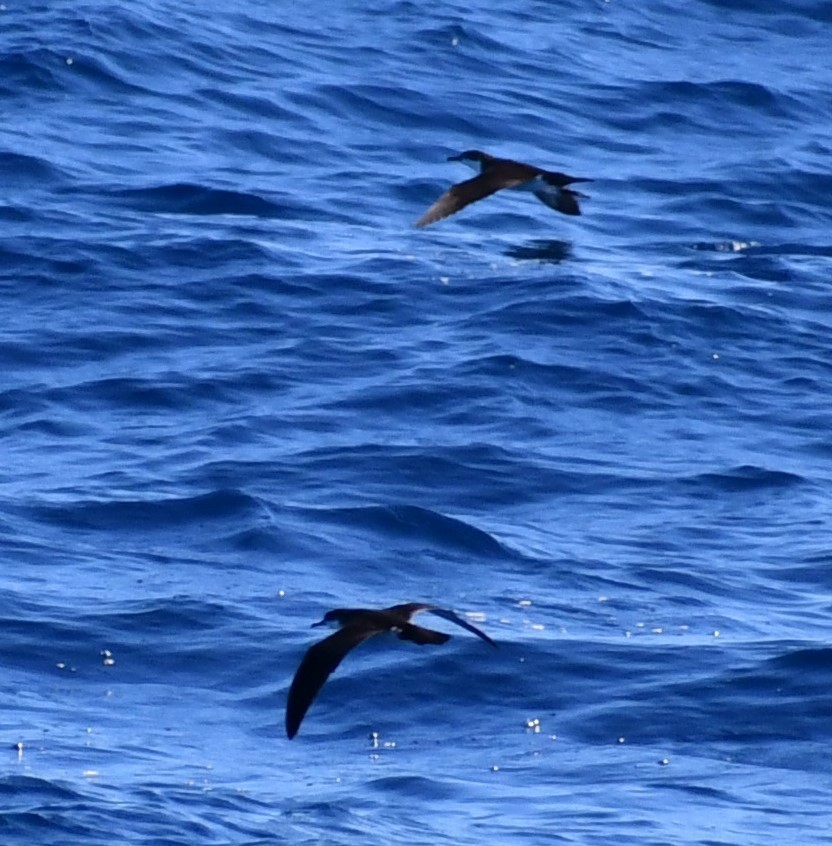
414,191,457,228
285,703,303,739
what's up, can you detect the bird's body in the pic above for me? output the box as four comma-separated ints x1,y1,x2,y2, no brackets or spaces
415,150,591,228
285,603,496,739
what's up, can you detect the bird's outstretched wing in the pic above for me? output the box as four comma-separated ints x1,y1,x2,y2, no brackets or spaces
415,173,524,228
424,607,498,648
533,173,592,216
388,603,498,648
285,626,378,739
532,186,584,216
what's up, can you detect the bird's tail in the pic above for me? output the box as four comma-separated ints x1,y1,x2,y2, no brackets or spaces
398,624,451,645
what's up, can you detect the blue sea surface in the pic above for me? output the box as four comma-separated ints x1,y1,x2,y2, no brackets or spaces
3,1,832,843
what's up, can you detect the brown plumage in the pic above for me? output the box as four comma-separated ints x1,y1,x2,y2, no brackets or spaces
416,149,591,227
285,603,497,739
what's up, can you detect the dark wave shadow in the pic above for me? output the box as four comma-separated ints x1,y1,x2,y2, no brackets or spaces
103,183,314,219
309,503,512,558
503,238,573,263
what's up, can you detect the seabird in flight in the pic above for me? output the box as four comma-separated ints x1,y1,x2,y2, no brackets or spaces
285,603,497,739
416,149,591,227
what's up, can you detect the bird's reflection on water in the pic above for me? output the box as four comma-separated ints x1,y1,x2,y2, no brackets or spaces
504,238,573,263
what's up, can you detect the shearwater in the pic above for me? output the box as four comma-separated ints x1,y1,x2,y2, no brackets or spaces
416,149,591,227
285,603,497,739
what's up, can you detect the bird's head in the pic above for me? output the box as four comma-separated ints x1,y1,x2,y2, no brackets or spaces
448,149,492,172
312,609,351,628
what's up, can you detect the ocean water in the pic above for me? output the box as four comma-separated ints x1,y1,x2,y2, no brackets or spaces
2,0,832,843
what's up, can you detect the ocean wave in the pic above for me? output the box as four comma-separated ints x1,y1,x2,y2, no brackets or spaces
310,503,510,558
29,489,262,532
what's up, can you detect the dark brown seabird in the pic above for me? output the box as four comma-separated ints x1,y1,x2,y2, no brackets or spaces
285,603,497,739
415,149,592,228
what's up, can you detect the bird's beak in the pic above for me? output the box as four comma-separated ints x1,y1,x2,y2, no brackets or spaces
311,618,326,628
447,153,462,162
